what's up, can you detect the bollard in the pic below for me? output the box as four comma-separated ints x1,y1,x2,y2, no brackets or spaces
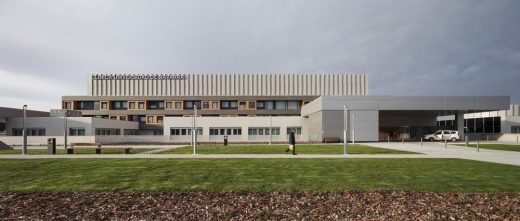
465,136,469,147
517,136,518,143
444,139,447,149
421,137,423,147
477,139,480,152
388,136,390,143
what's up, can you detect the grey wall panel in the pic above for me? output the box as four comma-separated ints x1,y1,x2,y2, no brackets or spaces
88,74,368,97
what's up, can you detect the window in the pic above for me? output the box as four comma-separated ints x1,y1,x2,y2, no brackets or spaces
287,101,299,110
265,101,274,109
100,101,109,110
249,101,256,109
211,101,219,109
166,101,173,109
287,127,302,135
129,102,136,109
12,128,45,136
119,116,127,121
275,101,286,110
202,101,210,109
239,101,247,109
157,116,164,124
175,101,183,109
257,101,265,109
248,127,279,136
184,101,201,109
512,126,520,134
221,101,238,109
64,102,72,110
69,128,85,136
138,102,145,109
139,116,146,123
147,101,164,110
171,128,202,136
111,101,128,110
77,101,99,110
147,116,155,124
110,116,118,120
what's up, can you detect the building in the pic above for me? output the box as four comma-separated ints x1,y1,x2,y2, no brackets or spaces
464,105,520,134
0,107,49,136
55,74,508,143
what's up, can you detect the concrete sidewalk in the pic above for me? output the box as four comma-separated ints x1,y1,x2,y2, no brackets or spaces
364,142,520,166
0,142,518,166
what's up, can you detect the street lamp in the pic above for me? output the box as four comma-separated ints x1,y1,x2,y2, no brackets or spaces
269,114,272,145
193,104,197,155
64,110,68,150
343,105,348,155
22,105,27,155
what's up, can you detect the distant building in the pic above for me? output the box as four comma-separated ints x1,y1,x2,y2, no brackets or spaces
0,74,512,144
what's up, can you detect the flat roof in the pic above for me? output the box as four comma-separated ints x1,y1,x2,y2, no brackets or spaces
301,96,510,116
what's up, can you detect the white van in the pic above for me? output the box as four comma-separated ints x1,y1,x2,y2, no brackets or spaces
423,130,460,141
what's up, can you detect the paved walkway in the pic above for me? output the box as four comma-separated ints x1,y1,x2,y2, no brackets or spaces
364,142,520,166
1,142,519,166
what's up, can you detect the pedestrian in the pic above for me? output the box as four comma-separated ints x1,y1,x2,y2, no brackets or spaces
285,129,296,155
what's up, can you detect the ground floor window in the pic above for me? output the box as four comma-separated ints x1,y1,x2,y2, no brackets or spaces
95,128,121,136
12,128,46,136
287,127,302,135
170,128,202,136
69,128,86,136
512,126,520,134
248,127,280,136
209,127,241,135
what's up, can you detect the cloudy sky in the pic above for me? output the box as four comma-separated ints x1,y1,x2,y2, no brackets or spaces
1,0,519,111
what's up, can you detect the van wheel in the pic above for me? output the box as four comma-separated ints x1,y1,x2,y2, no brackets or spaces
429,137,434,141
451,137,457,142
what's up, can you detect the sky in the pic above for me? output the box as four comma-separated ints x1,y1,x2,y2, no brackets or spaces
0,0,519,111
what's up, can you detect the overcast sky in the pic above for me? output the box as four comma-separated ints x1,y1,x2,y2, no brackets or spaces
1,0,519,111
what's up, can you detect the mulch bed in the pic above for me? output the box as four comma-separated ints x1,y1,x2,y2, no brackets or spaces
1,191,519,220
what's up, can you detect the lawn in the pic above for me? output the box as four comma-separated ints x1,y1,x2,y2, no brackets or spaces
0,158,519,192
455,144,520,152
0,148,153,155
159,144,417,154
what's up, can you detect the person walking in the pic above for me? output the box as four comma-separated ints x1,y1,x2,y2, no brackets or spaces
285,129,296,155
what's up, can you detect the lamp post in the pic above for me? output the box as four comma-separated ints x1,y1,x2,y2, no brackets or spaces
352,113,355,144
193,104,197,155
64,110,68,150
22,105,27,155
269,114,272,145
343,106,348,155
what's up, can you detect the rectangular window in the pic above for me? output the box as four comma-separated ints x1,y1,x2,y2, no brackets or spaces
138,102,145,109
166,102,173,109
249,101,256,109
129,102,136,109
147,116,154,124
287,101,299,110
69,128,86,136
287,127,302,135
202,101,210,109
257,101,265,109
175,101,183,110
275,101,286,110
211,101,219,109
157,116,164,124
119,116,127,121
64,102,72,110
100,101,109,110
221,101,238,109
265,101,274,110
239,101,247,109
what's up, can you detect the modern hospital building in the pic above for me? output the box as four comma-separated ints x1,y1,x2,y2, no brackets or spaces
1,73,519,145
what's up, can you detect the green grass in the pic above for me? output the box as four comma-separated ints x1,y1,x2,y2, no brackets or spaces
455,144,520,152
0,158,519,192
159,144,417,154
0,148,153,155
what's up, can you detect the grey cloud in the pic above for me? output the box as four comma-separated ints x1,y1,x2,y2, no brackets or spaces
0,0,519,111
